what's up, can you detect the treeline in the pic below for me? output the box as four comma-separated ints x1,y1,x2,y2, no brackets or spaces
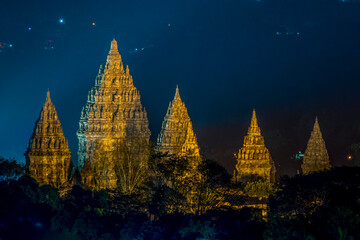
0,157,359,239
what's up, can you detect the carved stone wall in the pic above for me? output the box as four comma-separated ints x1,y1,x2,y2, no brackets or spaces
156,86,200,158
233,110,275,183
25,91,72,188
77,39,150,189
301,117,331,174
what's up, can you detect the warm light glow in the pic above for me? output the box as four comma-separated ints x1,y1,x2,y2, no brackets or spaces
234,110,275,183
157,86,200,158
92,22,96,26
348,155,352,160
26,90,72,188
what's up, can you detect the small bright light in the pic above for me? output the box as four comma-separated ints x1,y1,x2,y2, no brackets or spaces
92,22,96,26
9,44,13,48
348,155,352,160
28,27,32,31
59,18,64,24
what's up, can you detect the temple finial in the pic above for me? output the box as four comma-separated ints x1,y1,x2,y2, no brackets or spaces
248,109,260,134
106,39,123,71
250,109,258,127
313,116,321,132
174,85,180,100
111,38,118,51
46,89,51,102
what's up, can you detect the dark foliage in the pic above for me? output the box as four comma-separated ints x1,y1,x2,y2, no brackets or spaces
0,157,25,181
265,167,360,240
1,157,360,239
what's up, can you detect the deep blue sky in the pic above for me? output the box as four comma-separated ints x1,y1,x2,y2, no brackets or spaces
1,0,360,175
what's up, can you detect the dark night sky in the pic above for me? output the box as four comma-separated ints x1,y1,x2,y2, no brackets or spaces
1,0,360,176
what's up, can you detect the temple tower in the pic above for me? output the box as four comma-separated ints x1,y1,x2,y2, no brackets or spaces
233,110,275,183
301,117,331,174
156,86,200,158
77,39,150,189
25,91,72,188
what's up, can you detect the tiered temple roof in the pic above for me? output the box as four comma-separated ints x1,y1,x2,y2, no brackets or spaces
233,110,275,183
24,40,338,189
77,39,151,189
25,91,72,188
301,117,331,174
156,86,200,158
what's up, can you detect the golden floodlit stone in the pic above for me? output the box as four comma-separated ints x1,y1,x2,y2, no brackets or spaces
77,39,151,189
156,86,200,158
233,110,276,183
25,91,72,188
301,117,331,174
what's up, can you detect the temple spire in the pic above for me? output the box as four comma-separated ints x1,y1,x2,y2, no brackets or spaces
311,116,322,138
25,91,72,188
174,85,181,100
108,38,120,56
46,89,51,103
157,86,200,157
248,109,261,135
301,117,331,174
106,38,123,71
233,110,275,183
110,38,118,51
313,116,321,133
77,39,150,190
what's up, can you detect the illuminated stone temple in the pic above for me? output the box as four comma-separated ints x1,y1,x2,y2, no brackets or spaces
301,117,331,174
156,86,200,158
77,39,151,189
25,91,72,188
233,110,276,183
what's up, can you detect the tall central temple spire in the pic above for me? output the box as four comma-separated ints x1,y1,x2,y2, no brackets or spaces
156,86,200,157
77,39,150,189
233,110,275,183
